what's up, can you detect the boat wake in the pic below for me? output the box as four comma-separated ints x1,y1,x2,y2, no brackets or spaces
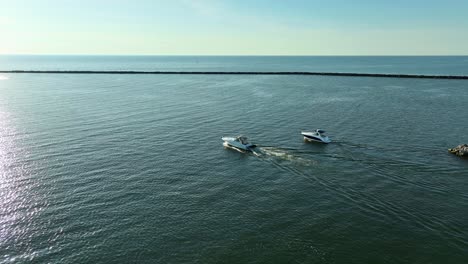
223,140,467,249
254,146,318,167
222,141,318,166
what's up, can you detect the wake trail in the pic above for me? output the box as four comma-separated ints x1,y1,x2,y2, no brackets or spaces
248,145,467,247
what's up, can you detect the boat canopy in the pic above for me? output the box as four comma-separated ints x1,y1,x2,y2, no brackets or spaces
316,129,326,133
236,136,249,144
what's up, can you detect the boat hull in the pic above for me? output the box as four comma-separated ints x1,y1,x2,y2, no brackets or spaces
222,137,256,151
301,132,331,144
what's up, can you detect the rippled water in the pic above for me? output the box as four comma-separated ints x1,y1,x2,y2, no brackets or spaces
1,60,468,263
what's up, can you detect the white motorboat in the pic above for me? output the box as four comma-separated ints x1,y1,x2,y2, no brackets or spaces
222,136,256,151
301,129,331,144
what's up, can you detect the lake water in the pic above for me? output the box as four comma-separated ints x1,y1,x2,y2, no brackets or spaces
2,55,468,75
0,56,467,263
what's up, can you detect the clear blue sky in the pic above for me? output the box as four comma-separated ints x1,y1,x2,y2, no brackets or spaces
1,0,468,55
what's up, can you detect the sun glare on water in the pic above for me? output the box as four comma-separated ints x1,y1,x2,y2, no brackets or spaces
0,108,45,262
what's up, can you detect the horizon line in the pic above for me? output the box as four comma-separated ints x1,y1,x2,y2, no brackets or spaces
2,70,467,80
1,54,468,57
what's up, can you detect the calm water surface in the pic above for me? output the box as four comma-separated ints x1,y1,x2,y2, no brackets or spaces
0,57,468,263
1,55,468,75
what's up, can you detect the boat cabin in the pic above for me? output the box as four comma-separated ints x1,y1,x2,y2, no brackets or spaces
236,136,249,144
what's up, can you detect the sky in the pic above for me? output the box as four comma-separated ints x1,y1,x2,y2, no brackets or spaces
1,0,468,55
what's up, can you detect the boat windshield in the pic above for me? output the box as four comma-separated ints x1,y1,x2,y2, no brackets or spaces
237,136,248,144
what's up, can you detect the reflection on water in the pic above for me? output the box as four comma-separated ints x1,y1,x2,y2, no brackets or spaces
0,106,47,262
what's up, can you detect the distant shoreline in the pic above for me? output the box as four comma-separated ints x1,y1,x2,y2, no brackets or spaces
1,70,468,79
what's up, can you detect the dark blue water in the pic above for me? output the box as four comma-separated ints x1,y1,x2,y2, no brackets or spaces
0,56,467,263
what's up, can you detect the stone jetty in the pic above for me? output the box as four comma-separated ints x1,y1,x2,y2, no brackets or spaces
1,70,468,79
448,144,468,157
